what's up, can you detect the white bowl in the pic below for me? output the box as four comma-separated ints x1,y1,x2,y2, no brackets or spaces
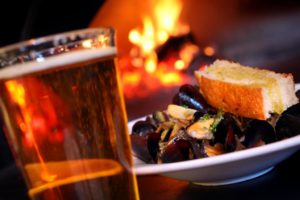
128,84,300,186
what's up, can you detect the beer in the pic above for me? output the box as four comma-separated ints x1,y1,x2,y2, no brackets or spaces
0,29,139,200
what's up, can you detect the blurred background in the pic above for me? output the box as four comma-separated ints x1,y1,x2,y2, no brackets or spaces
1,0,300,198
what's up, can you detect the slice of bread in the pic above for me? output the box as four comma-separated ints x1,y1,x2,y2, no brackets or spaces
194,60,298,120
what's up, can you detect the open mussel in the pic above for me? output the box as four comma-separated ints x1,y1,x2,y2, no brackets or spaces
130,111,172,163
130,130,161,163
160,137,192,163
130,134,153,163
172,84,211,114
213,113,243,152
130,118,158,163
131,120,156,137
160,129,203,163
200,141,224,157
275,103,300,140
243,120,276,148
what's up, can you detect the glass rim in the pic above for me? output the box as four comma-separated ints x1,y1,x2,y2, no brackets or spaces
0,27,116,80
0,27,115,53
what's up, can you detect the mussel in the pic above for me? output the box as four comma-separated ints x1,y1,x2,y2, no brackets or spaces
213,113,242,152
275,103,300,140
130,134,153,163
172,84,211,114
200,141,224,157
130,119,159,163
160,137,192,163
131,120,156,137
160,129,203,163
243,120,276,148
130,129,161,163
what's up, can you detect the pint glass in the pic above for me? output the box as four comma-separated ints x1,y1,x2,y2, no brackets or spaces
0,28,139,200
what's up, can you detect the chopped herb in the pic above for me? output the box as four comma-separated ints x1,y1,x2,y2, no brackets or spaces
181,104,189,108
209,112,224,133
201,114,212,120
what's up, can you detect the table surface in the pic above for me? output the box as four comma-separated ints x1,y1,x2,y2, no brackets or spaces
1,60,300,200
1,140,300,200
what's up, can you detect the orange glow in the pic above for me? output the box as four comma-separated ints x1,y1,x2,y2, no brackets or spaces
145,58,157,74
174,60,185,70
5,81,26,106
204,46,215,56
155,0,183,35
5,78,67,182
128,29,141,45
157,30,168,44
160,72,183,85
26,159,123,198
123,0,193,99
127,0,187,73
179,43,199,65
122,72,141,85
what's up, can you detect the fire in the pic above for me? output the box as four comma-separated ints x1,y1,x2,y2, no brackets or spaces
122,0,196,99
128,0,186,58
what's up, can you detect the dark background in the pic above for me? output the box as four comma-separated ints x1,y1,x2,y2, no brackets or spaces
0,0,104,47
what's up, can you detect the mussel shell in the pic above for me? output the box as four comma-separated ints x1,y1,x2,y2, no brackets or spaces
213,113,242,146
224,123,237,152
200,141,224,157
131,120,156,137
130,134,153,163
172,84,210,114
296,90,300,101
191,111,205,123
243,120,276,148
160,137,192,163
147,132,161,162
275,103,300,140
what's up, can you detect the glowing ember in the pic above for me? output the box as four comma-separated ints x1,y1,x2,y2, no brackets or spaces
203,46,216,57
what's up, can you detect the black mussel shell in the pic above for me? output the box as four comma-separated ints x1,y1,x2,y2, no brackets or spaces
191,111,205,123
296,90,300,101
147,132,161,162
130,135,153,163
213,113,242,149
160,137,192,163
172,84,210,114
275,103,300,140
131,120,156,137
224,123,237,152
188,138,203,159
131,131,161,163
243,120,276,148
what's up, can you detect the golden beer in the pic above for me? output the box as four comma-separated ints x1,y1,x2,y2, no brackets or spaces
0,29,139,200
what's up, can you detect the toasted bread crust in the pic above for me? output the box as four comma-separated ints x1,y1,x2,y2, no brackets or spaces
196,75,267,120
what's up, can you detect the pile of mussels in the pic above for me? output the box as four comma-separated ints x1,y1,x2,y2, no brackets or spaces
130,84,300,164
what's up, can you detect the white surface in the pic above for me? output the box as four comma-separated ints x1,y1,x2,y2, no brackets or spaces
129,84,300,185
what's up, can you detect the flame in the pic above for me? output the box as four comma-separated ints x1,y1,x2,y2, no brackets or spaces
123,0,197,99
155,0,183,35
128,0,186,69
